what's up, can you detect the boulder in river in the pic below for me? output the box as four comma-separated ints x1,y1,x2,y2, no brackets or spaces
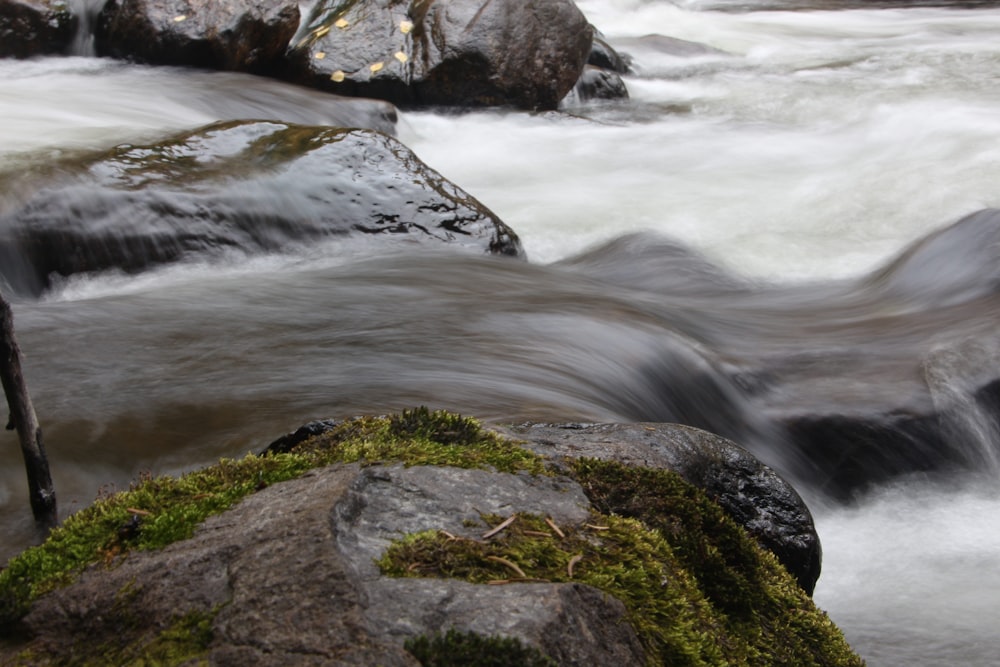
0,0,76,58
95,0,300,73
0,410,861,665
283,0,593,110
0,121,523,295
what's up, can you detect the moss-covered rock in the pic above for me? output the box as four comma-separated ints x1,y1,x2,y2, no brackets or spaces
0,409,863,666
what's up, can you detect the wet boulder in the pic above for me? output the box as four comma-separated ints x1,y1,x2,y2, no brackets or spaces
566,32,631,104
0,0,76,58
95,0,299,73
0,120,523,295
283,0,593,110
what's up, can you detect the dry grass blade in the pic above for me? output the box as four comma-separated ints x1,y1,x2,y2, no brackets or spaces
523,530,551,537
486,555,527,578
482,514,517,539
544,517,565,539
567,554,583,578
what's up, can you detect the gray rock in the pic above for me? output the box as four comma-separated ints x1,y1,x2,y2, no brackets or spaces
337,465,647,664
95,0,300,73
18,465,416,665
0,120,523,295
0,0,76,58
503,421,823,595
283,0,593,110
13,463,645,664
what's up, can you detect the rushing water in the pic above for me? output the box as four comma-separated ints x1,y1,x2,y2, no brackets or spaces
3,0,1000,664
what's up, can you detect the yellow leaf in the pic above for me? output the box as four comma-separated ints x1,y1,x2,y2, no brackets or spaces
314,25,330,38
335,18,349,28
330,70,346,82
173,14,186,22
370,61,384,73
400,20,413,34
394,51,408,63
315,52,326,60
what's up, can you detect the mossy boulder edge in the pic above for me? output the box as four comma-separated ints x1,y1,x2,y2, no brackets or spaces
0,409,862,666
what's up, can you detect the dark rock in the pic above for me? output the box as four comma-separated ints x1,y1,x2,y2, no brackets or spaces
568,64,629,103
0,121,523,295
283,0,593,110
781,411,958,502
0,0,76,58
265,419,340,455
504,421,823,595
95,0,300,73
588,32,631,74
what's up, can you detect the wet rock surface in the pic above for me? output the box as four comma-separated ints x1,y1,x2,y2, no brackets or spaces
568,64,630,103
95,0,300,73
0,0,76,58
0,120,522,295
283,0,593,110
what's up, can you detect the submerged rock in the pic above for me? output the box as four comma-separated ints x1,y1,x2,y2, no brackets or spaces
0,121,522,295
567,64,630,103
0,0,76,58
283,0,593,110
95,0,300,73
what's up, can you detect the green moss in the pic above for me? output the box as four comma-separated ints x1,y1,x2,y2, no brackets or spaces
405,628,556,667
11,606,217,667
379,465,865,667
0,408,543,630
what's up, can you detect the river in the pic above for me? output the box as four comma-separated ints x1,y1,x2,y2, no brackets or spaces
2,0,1000,664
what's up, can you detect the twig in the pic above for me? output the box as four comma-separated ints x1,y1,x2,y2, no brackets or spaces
0,292,56,530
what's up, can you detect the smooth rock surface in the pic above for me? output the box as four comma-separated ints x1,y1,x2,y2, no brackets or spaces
0,120,522,295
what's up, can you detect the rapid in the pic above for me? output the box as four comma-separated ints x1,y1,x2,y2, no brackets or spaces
3,0,1000,663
